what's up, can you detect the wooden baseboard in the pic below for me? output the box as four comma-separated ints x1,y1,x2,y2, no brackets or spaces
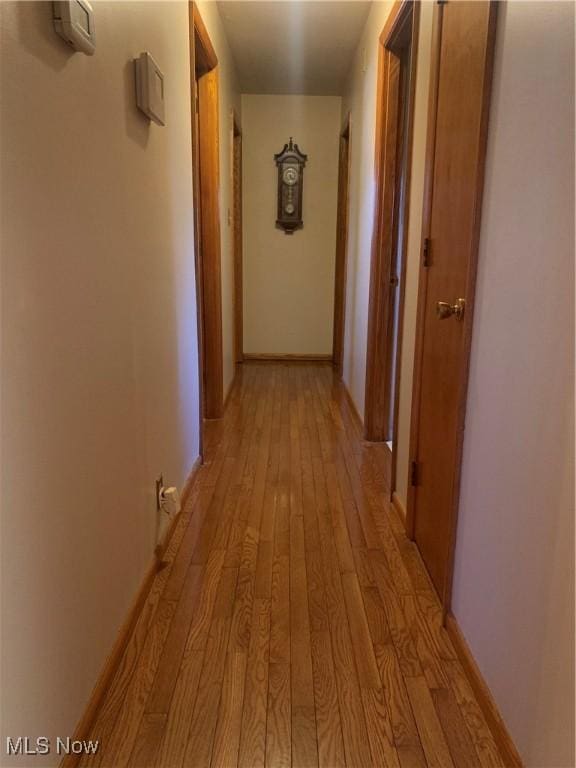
242,353,333,363
60,562,158,768
342,379,364,435
60,457,202,768
445,612,523,767
391,490,407,524
223,370,238,413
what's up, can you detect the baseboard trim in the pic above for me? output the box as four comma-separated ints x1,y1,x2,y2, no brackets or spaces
60,563,159,768
60,457,202,768
391,490,407,524
445,612,523,767
223,370,238,414
243,353,333,363
342,379,364,435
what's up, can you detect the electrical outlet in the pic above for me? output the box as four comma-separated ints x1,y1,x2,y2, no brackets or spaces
155,474,164,511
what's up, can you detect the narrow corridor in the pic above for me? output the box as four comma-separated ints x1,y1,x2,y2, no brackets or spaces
81,363,504,768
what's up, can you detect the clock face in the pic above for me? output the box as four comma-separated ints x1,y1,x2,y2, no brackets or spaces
282,166,299,186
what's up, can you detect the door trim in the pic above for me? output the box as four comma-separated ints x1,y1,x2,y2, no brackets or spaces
364,0,419,442
406,1,499,616
193,2,217,74
190,3,223,423
332,112,351,377
231,111,243,364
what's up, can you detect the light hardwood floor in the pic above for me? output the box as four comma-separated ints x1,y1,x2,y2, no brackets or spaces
80,362,505,768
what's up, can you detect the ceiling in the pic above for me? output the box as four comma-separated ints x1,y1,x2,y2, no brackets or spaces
217,1,372,95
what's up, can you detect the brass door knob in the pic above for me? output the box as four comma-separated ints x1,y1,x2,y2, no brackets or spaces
436,298,466,321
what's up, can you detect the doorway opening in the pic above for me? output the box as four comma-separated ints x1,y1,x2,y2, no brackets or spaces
191,3,223,429
332,114,351,376
364,1,420,458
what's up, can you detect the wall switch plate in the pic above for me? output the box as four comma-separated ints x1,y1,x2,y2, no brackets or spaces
135,52,166,126
155,474,164,511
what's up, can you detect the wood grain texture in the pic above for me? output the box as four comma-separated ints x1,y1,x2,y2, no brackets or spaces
95,599,178,768
127,713,166,768
266,662,291,768
238,599,270,768
197,66,224,419
243,353,333,362
405,675,455,768
445,613,521,767
189,3,224,425
77,364,509,768
432,687,481,768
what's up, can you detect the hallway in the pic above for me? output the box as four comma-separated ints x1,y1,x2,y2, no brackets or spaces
82,363,504,768
1,1,574,764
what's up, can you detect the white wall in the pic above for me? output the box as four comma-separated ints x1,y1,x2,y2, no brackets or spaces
340,1,393,416
0,2,200,763
195,0,241,398
452,3,575,766
242,94,341,356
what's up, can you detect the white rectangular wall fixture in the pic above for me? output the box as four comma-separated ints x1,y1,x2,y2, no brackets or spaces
135,52,166,126
53,0,96,55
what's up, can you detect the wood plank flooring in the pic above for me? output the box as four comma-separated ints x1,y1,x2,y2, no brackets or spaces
81,363,505,768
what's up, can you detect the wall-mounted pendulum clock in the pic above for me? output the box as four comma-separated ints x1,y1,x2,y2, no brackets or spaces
274,137,307,234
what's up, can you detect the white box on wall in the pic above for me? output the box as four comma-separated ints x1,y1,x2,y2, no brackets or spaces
135,52,166,126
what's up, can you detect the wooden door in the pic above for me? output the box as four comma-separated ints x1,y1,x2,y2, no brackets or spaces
332,118,350,375
409,1,498,605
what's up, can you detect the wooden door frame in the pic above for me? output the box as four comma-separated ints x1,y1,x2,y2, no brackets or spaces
332,113,351,377
405,1,499,618
190,3,223,424
231,111,243,364
364,0,420,443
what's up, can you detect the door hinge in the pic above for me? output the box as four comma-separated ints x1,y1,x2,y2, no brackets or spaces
423,237,431,268
410,460,420,487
